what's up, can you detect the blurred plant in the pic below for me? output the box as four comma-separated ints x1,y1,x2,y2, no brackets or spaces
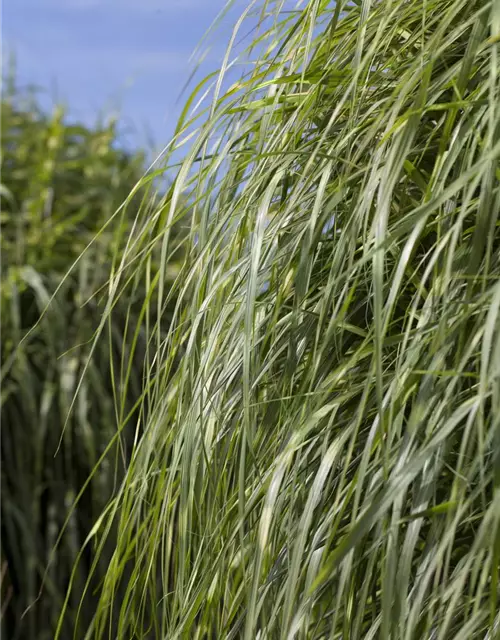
0,75,184,639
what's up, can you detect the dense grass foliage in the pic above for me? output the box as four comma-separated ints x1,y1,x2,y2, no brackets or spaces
0,81,181,639
76,0,500,637
13,0,495,638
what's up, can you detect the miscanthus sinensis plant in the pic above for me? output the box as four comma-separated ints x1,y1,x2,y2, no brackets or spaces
64,0,500,637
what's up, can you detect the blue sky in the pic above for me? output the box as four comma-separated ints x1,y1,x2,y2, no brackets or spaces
4,0,240,152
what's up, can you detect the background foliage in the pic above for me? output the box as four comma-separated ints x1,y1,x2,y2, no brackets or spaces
0,77,185,639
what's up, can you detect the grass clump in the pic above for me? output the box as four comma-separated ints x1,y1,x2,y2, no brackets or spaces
47,0,500,637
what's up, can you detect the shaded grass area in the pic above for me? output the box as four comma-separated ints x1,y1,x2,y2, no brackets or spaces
0,79,185,639
69,0,500,638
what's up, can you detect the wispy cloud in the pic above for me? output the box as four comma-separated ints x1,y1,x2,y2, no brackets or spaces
4,0,228,144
